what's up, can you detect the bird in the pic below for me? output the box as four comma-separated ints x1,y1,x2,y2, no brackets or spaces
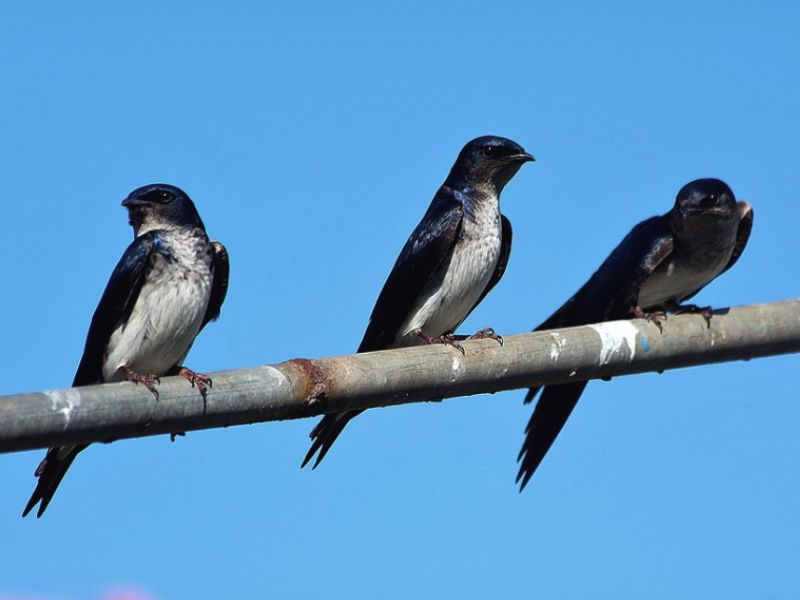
302,135,534,469
23,183,229,517
517,178,753,491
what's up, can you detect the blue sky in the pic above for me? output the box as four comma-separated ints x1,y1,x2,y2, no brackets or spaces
1,2,798,598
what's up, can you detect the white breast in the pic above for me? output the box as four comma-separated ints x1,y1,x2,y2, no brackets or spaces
103,231,213,381
396,199,502,345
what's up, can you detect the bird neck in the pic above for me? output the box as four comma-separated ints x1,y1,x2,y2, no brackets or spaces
445,176,499,202
134,219,206,240
443,184,499,223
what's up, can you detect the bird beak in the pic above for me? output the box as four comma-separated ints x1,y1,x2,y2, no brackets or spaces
510,152,535,163
121,196,144,208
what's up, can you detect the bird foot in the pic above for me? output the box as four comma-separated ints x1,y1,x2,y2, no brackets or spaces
675,304,714,328
467,327,504,346
121,366,160,399
632,306,666,333
412,329,466,355
172,366,213,400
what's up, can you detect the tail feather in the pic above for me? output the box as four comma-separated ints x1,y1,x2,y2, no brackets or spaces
523,385,542,405
516,381,588,491
302,411,362,469
23,444,87,518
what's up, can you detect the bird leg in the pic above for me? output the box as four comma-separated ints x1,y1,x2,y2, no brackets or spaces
169,366,213,400
632,306,666,333
412,329,466,355
466,327,504,346
120,366,160,399
674,304,714,328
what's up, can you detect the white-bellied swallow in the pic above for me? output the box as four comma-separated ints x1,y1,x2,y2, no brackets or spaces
23,184,229,517
517,178,753,490
302,135,534,469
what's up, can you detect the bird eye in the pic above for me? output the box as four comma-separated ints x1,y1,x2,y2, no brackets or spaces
482,145,499,157
140,189,175,204
700,194,719,208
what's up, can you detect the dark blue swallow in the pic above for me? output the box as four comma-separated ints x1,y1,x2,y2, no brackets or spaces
303,136,534,469
517,178,753,491
24,184,229,517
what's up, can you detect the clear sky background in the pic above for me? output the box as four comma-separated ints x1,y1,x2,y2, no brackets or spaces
1,2,798,599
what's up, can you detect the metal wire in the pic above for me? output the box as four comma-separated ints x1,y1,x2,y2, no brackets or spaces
1,300,798,454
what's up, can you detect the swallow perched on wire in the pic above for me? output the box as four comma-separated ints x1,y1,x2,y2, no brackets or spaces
303,136,534,469
517,178,753,491
24,184,229,517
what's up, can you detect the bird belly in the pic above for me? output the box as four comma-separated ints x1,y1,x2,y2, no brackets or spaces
398,229,501,344
637,259,727,309
103,269,212,381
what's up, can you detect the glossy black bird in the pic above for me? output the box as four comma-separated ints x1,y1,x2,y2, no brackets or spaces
516,178,753,491
23,184,229,517
302,136,534,469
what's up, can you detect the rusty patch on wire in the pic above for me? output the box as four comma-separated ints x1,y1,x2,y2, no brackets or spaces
286,358,332,404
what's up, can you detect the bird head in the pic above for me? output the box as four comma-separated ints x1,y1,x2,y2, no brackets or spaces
447,136,534,192
122,184,204,237
671,178,738,236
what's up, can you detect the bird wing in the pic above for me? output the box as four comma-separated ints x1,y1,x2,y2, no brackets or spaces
535,215,674,332
72,232,161,386
518,214,674,490
357,189,465,353
722,201,753,274
201,240,230,330
470,214,512,312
